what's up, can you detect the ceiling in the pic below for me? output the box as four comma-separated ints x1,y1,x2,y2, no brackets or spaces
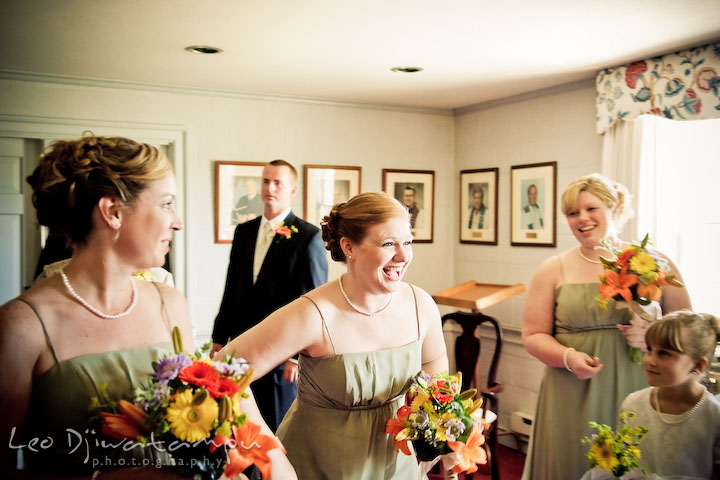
1,0,720,112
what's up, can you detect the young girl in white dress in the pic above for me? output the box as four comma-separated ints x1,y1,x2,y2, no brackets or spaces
620,310,720,479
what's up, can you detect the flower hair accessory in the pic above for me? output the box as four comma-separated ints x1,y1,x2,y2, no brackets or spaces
274,221,298,240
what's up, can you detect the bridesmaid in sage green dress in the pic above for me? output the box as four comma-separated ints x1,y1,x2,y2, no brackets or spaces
0,136,295,479
218,192,449,479
521,174,691,480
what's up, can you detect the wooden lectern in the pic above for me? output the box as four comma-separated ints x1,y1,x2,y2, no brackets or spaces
431,281,525,480
432,280,525,313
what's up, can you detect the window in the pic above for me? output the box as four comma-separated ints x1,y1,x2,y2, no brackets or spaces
635,115,720,314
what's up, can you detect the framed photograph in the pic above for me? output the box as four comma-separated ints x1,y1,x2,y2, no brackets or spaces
510,161,557,247
382,169,435,243
303,165,362,227
215,161,266,244
460,168,498,245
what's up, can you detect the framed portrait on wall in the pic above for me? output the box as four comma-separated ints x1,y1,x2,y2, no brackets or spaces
382,169,435,243
510,161,557,247
214,161,265,244
303,165,362,227
460,168,498,245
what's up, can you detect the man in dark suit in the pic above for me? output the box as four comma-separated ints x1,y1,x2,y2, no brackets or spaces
212,159,328,430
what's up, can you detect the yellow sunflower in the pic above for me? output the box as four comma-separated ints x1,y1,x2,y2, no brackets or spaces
591,440,619,471
629,252,657,277
166,389,218,442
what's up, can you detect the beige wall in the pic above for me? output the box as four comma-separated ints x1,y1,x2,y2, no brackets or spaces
450,79,603,442
0,76,604,441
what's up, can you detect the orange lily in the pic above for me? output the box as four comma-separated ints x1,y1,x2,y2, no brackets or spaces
99,400,149,441
448,428,487,474
210,422,284,479
384,417,412,455
385,406,412,455
100,413,141,441
616,248,635,268
599,266,638,302
117,400,149,429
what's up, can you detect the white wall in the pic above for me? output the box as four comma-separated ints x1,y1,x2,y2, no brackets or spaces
451,79,603,443
0,78,455,340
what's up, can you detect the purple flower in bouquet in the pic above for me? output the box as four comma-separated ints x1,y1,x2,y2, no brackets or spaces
442,418,467,442
152,353,192,385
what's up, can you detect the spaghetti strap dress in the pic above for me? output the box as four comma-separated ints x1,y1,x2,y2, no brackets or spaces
521,282,648,480
16,286,176,476
276,286,423,480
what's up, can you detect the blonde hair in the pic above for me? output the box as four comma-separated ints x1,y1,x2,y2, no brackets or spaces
27,135,172,246
321,192,409,262
560,173,634,231
646,310,720,364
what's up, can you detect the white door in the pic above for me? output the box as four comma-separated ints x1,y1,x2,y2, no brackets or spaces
0,137,25,303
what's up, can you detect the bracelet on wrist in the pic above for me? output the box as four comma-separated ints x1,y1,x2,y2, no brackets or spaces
563,347,576,372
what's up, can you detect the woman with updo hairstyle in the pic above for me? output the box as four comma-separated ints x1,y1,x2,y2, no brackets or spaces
521,173,692,480
218,191,449,478
0,135,295,479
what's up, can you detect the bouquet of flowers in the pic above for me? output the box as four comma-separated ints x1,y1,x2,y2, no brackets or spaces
385,371,487,475
93,327,284,479
595,234,682,363
581,412,648,478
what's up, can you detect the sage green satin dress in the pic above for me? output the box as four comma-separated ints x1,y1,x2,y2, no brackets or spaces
16,296,175,476
521,284,647,480
277,295,422,480
22,343,175,476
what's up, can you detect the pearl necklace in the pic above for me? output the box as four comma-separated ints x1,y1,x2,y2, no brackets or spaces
577,247,602,264
60,270,138,319
651,387,705,425
338,275,393,317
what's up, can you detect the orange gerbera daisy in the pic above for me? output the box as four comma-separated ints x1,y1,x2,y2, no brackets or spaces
207,377,241,398
178,361,220,388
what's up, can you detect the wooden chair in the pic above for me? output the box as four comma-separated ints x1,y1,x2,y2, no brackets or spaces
442,310,504,480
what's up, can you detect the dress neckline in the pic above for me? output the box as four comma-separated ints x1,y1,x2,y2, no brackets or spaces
300,338,421,361
35,341,173,382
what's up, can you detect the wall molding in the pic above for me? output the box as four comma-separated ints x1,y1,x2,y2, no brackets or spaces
0,70,454,117
455,77,595,116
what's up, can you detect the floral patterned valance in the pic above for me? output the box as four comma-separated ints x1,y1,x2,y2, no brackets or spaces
596,42,720,134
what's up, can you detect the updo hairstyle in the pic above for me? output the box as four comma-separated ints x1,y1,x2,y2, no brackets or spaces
560,173,634,232
321,192,408,262
646,310,720,364
26,135,172,246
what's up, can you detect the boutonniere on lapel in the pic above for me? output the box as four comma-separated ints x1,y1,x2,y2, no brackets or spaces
274,222,299,242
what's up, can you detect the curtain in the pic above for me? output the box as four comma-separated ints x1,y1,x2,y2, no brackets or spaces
600,117,643,241
596,42,720,134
